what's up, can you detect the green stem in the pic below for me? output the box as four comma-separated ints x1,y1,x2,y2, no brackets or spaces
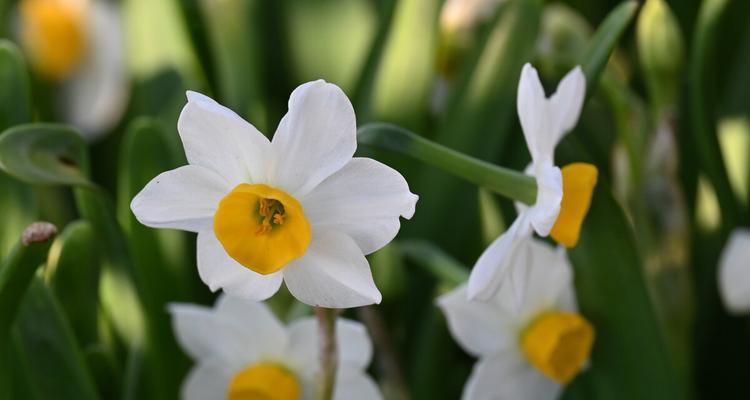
0,222,57,345
357,123,537,205
315,308,338,400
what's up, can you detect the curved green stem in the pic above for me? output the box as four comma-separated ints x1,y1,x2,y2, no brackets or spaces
357,123,537,205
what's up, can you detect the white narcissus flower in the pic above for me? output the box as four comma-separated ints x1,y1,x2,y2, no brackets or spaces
718,228,750,314
467,63,597,303
439,239,594,400
131,80,418,308
170,295,383,400
18,0,128,139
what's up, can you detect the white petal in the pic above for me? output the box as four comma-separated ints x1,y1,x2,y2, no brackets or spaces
334,369,383,400
437,285,516,357
516,64,586,166
719,229,750,314
517,63,552,164
196,231,283,300
283,230,381,308
181,359,234,400
549,66,586,141
65,1,128,139
270,80,357,196
462,353,561,400
169,304,260,367
526,163,562,237
213,294,288,355
303,158,418,254
178,91,271,186
467,216,531,301
286,317,373,372
512,239,575,320
130,165,229,232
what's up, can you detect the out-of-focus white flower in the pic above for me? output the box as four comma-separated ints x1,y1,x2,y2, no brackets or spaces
131,80,417,308
468,63,597,304
170,295,383,400
18,0,127,139
439,239,594,400
718,228,750,314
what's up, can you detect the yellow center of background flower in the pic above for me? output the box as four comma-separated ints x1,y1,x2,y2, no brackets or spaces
521,311,594,384
214,184,311,275
550,162,598,248
227,362,301,400
20,0,88,81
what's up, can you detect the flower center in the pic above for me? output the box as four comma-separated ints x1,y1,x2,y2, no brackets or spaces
550,162,598,248
214,184,311,275
227,362,301,400
521,311,594,384
20,0,88,81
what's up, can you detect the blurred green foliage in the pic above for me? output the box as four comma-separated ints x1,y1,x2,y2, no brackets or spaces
0,0,749,399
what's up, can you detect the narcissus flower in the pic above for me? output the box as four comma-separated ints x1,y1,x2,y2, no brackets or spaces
170,295,383,400
439,239,594,399
718,228,750,314
468,63,597,302
131,80,417,308
18,0,127,138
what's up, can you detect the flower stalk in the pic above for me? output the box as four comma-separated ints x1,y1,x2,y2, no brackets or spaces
315,307,339,400
357,123,538,205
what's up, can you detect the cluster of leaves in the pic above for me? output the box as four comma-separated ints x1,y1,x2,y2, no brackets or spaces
0,0,749,399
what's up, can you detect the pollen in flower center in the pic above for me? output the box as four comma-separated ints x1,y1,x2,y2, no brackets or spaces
214,184,311,275
521,311,595,384
550,163,598,248
227,362,301,400
20,0,88,81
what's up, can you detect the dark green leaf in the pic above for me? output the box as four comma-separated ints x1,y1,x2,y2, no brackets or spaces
579,1,639,97
564,183,683,399
0,40,31,129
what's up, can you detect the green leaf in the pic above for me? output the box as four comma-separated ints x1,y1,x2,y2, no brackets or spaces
45,221,101,346
0,40,31,130
13,278,99,400
117,117,192,399
200,0,267,127
0,222,57,346
579,1,639,97
0,124,91,187
368,0,440,128
688,0,744,227
0,39,37,260
563,183,683,399
399,239,468,288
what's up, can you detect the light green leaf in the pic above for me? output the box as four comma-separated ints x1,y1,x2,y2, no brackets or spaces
0,222,57,346
0,124,91,187
45,220,101,346
13,278,99,400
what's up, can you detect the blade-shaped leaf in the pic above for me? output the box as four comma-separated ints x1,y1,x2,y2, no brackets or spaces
45,220,101,346
563,184,683,399
13,278,99,400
